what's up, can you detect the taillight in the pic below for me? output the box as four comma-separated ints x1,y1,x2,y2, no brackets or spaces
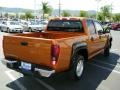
51,44,60,65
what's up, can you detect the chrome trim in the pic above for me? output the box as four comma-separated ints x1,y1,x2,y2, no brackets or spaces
1,59,17,65
35,68,55,77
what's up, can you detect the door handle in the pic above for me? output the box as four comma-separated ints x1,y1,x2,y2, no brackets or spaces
21,42,28,46
91,37,94,41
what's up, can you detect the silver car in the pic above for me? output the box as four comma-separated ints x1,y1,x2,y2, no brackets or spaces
1,21,23,33
27,22,43,32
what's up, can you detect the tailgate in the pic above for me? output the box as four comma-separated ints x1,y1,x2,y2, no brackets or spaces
3,36,53,68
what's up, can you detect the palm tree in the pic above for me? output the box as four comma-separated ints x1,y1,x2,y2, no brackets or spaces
42,2,52,19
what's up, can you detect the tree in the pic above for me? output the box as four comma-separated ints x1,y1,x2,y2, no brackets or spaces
20,15,26,20
89,14,96,19
25,11,34,20
42,2,52,19
112,13,120,22
62,10,71,17
97,12,104,21
4,13,9,18
9,14,15,19
79,10,88,17
100,5,112,21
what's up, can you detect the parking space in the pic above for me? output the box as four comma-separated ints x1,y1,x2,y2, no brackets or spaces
0,30,120,90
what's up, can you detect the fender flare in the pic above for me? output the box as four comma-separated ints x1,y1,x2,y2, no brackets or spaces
72,42,87,55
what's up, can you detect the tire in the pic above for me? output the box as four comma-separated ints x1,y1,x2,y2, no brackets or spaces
20,30,23,33
7,28,10,33
0,27,1,31
1,29,3,32
28,27,32,32
23,73,30,77
104,42,110,57
70,54,85,80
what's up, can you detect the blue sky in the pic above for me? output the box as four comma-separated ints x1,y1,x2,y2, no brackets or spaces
0,0,119,13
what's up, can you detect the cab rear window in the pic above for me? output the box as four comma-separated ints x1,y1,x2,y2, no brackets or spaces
47,20,84,32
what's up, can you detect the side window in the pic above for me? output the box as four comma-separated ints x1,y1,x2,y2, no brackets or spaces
87,20,96,35
94,21,103,32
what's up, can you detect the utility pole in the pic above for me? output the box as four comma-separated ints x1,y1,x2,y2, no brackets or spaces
95,0,101,20
34,0,36,20
110,3,113,22
59,0,61,17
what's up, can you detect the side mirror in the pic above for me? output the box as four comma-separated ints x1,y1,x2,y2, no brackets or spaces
98,30,103,35
104,27,110,33
103,26,111,33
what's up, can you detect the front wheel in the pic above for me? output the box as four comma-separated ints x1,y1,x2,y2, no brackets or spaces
104,43,110,57
70,55,85,80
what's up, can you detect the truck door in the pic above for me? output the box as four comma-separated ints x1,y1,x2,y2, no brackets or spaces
94,21,107,50
86,20,102,57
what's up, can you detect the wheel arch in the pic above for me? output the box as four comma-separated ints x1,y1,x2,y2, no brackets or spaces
72,42,88,59
70,42,88,69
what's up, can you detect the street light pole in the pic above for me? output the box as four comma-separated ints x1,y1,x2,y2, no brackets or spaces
59,0,61,17
34,0,36,20
95,0,101,20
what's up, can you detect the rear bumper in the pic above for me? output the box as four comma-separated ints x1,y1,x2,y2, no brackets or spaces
1,59,55,77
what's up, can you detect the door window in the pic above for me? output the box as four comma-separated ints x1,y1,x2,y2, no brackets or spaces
87,20,96,35
94,21,103,32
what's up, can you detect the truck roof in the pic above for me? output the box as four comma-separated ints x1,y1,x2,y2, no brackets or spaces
50,17,86,21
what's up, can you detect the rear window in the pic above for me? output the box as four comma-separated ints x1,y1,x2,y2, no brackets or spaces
47,20,83,32
9,22,19,25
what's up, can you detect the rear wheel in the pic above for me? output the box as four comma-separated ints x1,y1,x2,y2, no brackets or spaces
23,73,30,77
7,28,10,33
104,42,110,57
70,54,85,80
28,27,32,32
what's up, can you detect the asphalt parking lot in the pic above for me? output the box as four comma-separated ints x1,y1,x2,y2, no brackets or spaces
0,30,120,90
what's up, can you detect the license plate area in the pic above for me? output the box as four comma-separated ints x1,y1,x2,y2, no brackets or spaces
21,62,31,70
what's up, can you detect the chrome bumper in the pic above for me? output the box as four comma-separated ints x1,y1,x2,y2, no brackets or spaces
1,59,17,65
35,68,55,77
2,59,55,77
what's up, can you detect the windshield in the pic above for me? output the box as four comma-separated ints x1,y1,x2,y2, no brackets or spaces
29,22,40,25
9,22,20,25
47,20,83,32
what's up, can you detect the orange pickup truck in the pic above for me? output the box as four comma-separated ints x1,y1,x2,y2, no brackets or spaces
3,17,112,80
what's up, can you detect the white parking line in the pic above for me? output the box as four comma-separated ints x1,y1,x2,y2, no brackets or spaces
5,70,27,90
35,78,56,90
111,49,120,53
88,62,120,74
93,60,120,68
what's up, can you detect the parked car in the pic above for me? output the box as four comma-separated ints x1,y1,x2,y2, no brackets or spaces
40,20,48,30
1,21,23,33
103,23,112,31
2,17,112,80
0,21,3,30
111,23,120,30
26,21,43,32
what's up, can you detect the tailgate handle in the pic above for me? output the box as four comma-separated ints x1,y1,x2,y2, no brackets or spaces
21,42,28,46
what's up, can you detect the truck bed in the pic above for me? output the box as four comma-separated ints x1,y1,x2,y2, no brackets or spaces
3,32,84,70
14,32,82,39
